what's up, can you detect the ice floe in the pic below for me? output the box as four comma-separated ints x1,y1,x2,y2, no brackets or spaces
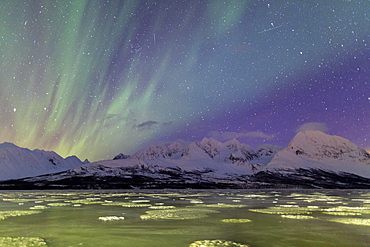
189,199,204,204
131,200,150,203
2,198,36,203
189,239,249,247
98,216,125,221
0,237,47,246
281,215,316,220
249,206,316,215
191,203,246,208
352,199,370,203
140,208,219,220
101,202,152,207
221,219,252,223
323,206,370,214
0,210,42,220
65,199,103,205
286,192,344,204
328,218,370,226
148,206,176,209
29,205,49,210
47,203,71,207
242,194,272,198
322,211,362,216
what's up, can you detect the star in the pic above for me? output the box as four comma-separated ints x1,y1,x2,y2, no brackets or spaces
0,0,368,161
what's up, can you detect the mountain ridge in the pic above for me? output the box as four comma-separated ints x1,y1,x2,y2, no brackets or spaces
0,143,85,180
0,130,369,189
266,130,370,177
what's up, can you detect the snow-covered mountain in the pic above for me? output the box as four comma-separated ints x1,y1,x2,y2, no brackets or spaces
266,131,370,177
61,137,281,183
0,138,281,189
126,137,280,174
130,141,183,160
0,142,85,180
1,131,369,189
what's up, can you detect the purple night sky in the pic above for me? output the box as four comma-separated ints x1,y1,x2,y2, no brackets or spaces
1,0,369,161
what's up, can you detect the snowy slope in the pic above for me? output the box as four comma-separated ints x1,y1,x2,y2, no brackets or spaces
2,132,370,189
15,138,280,189
0,142,84,180
265,131,370,177
27,137,279,184
89,137,280,177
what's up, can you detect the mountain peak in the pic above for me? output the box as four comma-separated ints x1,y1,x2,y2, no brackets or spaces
0,142,20,149
289,131,360,156
224,138,241,146
224,138,250,151
195,137,223,159
199,137,221,146
0,143,84,180
113,153,130,160
267,130,370,177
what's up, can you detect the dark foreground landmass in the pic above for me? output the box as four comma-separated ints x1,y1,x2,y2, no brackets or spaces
1,168,370,190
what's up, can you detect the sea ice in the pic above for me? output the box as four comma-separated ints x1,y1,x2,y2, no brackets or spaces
101,202,152,207
221,219,252,223
281,215,316,220
190,203,246,208
324,206,370,214
98,216,125,221
140,208,219,220
47,203,71,207
29,205,49,210
328,218,370,226
249,206,317,215
189,239,249,247
322,211,361,216
148,206,176,209
0,237,47,246
0,210,42,220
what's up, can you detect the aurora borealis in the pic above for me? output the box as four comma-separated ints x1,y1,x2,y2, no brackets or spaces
1,0,369,161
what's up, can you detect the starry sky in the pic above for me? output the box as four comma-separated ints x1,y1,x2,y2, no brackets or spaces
1,0,369,161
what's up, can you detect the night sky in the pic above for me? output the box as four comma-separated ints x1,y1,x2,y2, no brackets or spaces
1,0,369,161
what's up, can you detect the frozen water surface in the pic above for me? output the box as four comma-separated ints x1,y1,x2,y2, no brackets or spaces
0,190,369,247
0,237,47,246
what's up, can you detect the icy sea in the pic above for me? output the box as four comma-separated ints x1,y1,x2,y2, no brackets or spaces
0,190,369,247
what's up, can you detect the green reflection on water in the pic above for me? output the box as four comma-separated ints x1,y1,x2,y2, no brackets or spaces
0,190,369,247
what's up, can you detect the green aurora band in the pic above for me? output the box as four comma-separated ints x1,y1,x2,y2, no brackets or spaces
1,1,255,160
1,0,369,160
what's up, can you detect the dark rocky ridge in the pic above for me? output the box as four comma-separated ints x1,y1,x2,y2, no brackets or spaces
1,167,370,190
